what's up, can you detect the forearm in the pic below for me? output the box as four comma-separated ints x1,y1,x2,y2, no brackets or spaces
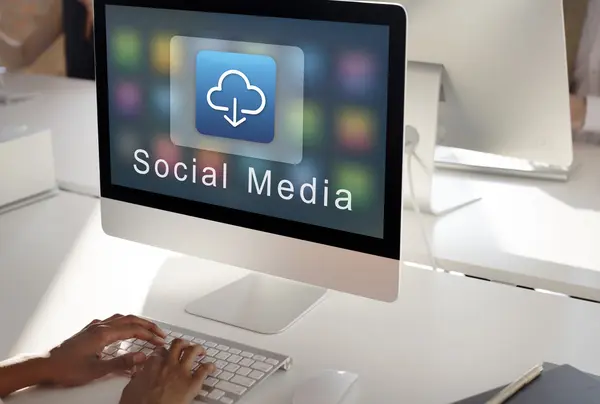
0,356,52,398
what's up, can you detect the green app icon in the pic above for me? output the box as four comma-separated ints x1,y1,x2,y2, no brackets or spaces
113,28,141,69
335,163,373,209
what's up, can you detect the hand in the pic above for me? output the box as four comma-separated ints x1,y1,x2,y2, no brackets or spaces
120,340,215,404
79,0,94,39
570,94,587,132
46,314,166,387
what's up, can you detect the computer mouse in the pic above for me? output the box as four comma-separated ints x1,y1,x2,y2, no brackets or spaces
292,370,359,404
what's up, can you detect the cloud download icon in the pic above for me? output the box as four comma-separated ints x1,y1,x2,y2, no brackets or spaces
206,70,267,128
195,51,277,143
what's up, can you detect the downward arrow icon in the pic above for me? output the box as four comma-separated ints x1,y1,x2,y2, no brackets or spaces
224,98,247,128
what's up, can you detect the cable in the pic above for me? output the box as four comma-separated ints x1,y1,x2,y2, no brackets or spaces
405,128,439,272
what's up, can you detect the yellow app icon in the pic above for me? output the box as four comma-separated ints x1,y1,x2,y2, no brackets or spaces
151,33,178,74
336,107,375,151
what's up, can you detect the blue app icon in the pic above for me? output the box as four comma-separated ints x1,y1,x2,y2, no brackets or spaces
195,50,277,143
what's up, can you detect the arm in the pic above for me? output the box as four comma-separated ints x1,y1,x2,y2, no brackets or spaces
0,314,165,399
571,95,600,134
0,356,52,398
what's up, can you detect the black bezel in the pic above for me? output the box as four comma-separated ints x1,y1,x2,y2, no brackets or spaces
94,0,406,260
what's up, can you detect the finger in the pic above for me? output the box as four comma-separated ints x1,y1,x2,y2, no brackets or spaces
78,319,102,335
180,345,205,369
193,363,216,388
96,352,147,378
141,349,166,374
168,339,189,363
103,314,124,322
110,315,167,339
98,324,165,346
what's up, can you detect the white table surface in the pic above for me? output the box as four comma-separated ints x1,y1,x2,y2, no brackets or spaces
0,193,600,404
3,192,600,404
3,73,600,301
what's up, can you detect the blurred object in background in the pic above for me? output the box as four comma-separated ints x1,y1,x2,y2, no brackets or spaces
63,0,94,80
566,0,600,138
0,0,64,76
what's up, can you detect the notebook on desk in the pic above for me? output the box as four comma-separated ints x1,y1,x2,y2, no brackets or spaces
453,363,600,403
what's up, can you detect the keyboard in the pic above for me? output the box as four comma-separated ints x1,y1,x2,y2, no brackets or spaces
101,319,292,403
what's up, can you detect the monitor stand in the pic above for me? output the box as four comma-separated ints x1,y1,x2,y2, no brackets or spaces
404,61,480,216
185,273,327,334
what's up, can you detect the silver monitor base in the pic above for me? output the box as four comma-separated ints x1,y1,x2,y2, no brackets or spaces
435,146,570,181
185,274,327,334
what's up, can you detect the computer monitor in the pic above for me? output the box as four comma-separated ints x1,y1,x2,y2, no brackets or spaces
401,0,573,175
94,0,406,334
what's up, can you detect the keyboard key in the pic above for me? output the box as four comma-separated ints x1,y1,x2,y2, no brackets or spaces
205,342,218,348
239,358,254,367
215,352,231,360
240,351,253,358
104,346,118,355
224,363,240,373
218,371,234,381
208,389,225,400
215,360,228,369
115,349,128,357
193,338,205,344
198,390,209,398
249,370,265,380
182,335,194,341
221,398,234,404
132,339,146,346
227,355,242,364
266,358,279,366
231,375,256,388
170,332,183,338
165,335,175,343
204,377,219,387
236,367,252,377
129,345,143,353
251,361,273,372
217,345,229,351
215,381,247,396
253,355,266,362
144,342,156,350
210,369,222,378
141,348,154,356
206,348,219,357
228,348,242,355
202,357,216,364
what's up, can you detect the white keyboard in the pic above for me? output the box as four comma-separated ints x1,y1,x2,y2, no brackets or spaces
101,319,292,403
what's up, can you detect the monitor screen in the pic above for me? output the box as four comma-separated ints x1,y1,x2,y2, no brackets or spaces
105,5,390,239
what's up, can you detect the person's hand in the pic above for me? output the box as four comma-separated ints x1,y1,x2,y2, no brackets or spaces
120,340,215,404
570,94,587,132
79,0,94,39
46,314,166,387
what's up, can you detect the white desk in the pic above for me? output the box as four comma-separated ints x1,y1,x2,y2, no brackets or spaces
4,73,600,301
429,143,600,300
3,192,600,404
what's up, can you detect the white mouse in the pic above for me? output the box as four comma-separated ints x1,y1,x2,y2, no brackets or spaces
292,370,359,404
